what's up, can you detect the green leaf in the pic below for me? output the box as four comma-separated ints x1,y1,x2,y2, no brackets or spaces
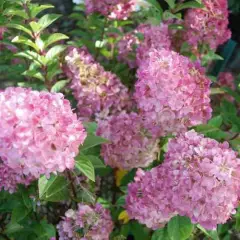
29,21,41,34
4,223,23,235
38,174,69,202
87,155,106,169
221,87,240,103
4,8,28,19
45,45,66,63
208,116,223,128
174,0,203,12
163,10,181,20
7,23,33,37
38,14,61,32
75,153,95,182
44,33,69,48
15,50,43,66
80,133,108,151
47,61,62,80
33,220,56,239
116,195,126,207
130,221,150,240
197,225,219,240
164,0,176,9
146,0,163,13
12,36,39,52
202,51,223,66
11,205,30,223
152,228,170,240
29,4,54,18
51,80,69,92
167,215,194,240
83,122,97,134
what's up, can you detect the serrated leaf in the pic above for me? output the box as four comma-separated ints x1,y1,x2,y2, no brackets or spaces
167,216,194,240
4,8,28,19
29,4,54,18
208,116,223,128
38,14,61,32
80,133,108,151
15,50,43,65
152,228,170,240
146,0,163,13
197,225,219,240
174,0,203,12
75,153,95,182
45,45,66,63
29,21,41,34
38,174,69,202
12,36,39,52
51,80,69,92
164,0,176,9
11,205,30,223
7,23,33,37
44,33,69,48
87,155,106,168
4,223,23,235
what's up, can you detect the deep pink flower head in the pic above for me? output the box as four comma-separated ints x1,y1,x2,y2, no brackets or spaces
164,130,240,229
126,168,176,229
57,203,113,240
0,87,86,178
0,162,34,193
118,23,171,68
134,49,212,137
85,0,135,20
184,0,231,50
64,47,132,121
97,112,159,170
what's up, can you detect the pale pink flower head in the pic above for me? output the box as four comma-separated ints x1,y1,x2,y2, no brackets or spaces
85,0,135,20
126,167,177,229
0,161,34,193
134,49,212,137
97,112,160,170
184,0,231,50
0,87,86,178
64,47,132,121
57,203,113,240
164,130,240,229
118,23,172,68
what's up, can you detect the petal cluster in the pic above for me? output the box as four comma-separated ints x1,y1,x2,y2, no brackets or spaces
0,87,86,178
85,0,135,20
184,0,231,50
118,24,171,68
126,168,176,229
0,162,33,193
97,112,160,170
126,130,240,229
134,49,212,137
64,47,132,120
57,203,113,240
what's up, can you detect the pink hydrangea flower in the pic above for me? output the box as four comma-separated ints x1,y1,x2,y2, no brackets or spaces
126,168,177,229
126,130,240,230
0,87,86,178
64,47,132,121
57,203,113,240
134,49,212,137
118,24,172,68
0,162,34,193
184,0,231,50
97,112,159,170
85,0,135,20
163,130,240,229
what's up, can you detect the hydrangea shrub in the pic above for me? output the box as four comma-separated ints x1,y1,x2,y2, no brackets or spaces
0,0,240,239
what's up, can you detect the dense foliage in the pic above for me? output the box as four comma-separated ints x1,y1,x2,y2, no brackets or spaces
0,0,240,239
